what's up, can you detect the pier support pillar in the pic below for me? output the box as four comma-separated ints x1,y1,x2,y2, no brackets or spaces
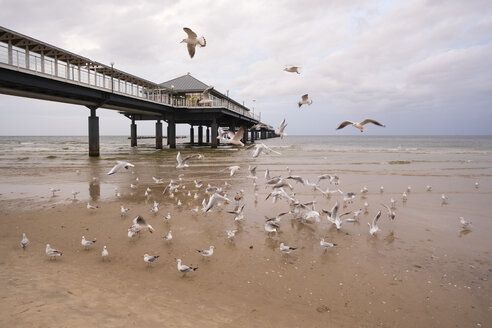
198,125,203,145
88,108,99,157
250,129,255,143
261,129,266,139
189,125,194,145
206,127,210,143
241,126,248,144
211,117,218,148
155,120,163,149
168,117,176,149
131,118,137,147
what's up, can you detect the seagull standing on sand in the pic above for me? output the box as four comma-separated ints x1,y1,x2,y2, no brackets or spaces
176,259,198,275
121,206,130,216
71,191,80,199
87,203,98,210
298,94,312,108
101,246,109,261
226,229,238,241
163,230,173,241
46,244,62,259
181,27,206,58
144,254,160,266
107,161,135,175
283,66,300,74
50,188,60,196
441,194,448,205
320,238,337,252
197,85,214,105
336,119,385,132
279,242,297,255
20,233,29,249
459,217,472,229
197,246,214,259
81,236,97,249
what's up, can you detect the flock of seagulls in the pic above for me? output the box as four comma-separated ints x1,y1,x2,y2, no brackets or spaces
179,27,385,133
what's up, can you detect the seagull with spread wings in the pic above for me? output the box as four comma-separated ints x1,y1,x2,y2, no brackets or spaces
298,94,312,107
197,85,214,105
176,152,203,168
180,27,206,58
336,119,385,132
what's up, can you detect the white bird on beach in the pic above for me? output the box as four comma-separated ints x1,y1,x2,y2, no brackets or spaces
71,191,80,199
121,206,130,216
426,185,432,192
163,230,173,241
368,211,382,236
277,119,288,139
144,253,160,266
130,216,155,234
402,192,408,202
176,152,203,169
197,85,214,105
459,217,472,229
152,177,164,184
227,204,245,221
87,203,98,210
202,193,231,212
107,161,135,175
390,198,397,209
130,183,137,189
50,188,60,196
20,233,29,249
320,238,337,252
407,185,412,193
81,236,97,248
46,244,62,259
279,242,297,254
101,246,109,260
181,27,206,58
336,119,385,132
226,229,238,240
265,220,280,234
197,246,214,258
176,259,198,275
322,201,352,230
382,204,396,220
380,186,384,193
441,194,448,205
298,94,312,108
283,66,300,74
475,182,479,189
127,228,139,238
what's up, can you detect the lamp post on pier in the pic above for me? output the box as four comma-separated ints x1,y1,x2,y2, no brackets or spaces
110,61,114,93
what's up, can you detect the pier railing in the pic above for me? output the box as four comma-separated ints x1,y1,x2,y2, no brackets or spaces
0,42,259,121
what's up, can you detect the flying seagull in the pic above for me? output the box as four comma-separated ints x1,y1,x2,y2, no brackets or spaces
277,119,288,139
283,66,300,74
197,85,214,105
108,161,135,175
176,152,203,168
202,193,231,212
298,94,312,108
368,211,382,236
336,119,385,132
181,27,206,58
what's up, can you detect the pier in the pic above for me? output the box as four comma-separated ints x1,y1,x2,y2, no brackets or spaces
0,26,277,156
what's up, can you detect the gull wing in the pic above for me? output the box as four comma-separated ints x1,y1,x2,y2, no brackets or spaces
183,27,197,39
202,85,214,98
231,126,245,142
336,121,354,130
372,211,382,226
360,119,385,127
187,43,196,58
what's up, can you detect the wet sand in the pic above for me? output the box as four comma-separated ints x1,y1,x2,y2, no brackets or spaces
1,162,491,327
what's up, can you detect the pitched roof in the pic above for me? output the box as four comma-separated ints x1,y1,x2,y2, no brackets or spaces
159,73,209,92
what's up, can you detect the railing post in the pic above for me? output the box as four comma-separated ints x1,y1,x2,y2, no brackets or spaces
25,46,30,69
40,51,45,73
7,40,13,65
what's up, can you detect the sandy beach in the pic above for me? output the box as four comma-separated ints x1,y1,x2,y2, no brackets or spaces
1,136,491,327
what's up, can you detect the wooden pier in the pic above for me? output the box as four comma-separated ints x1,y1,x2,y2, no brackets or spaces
0,26,277,156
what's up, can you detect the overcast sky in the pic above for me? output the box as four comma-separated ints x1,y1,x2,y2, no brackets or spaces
1,0,491,136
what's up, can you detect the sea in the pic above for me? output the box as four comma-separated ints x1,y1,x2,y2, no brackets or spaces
0,135,491,203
